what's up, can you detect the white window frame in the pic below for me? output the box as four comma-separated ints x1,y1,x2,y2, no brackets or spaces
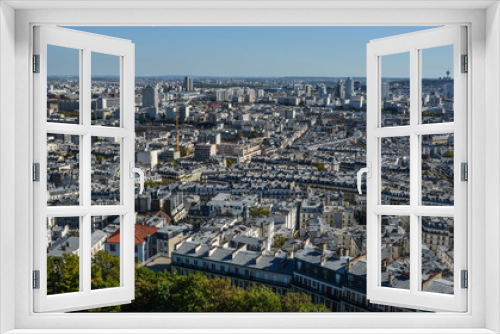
0,2,498,334
365,26,467,312
33,26,136,312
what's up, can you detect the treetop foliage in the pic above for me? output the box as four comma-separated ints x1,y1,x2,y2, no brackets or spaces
48,251,329,313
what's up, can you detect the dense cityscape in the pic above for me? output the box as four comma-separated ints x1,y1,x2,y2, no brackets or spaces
46,72,455,312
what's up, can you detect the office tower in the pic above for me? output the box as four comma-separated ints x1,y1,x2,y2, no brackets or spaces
143,86,158,108
137,150,159,169
184,76,194,92
96,97,107,109
381,82,389,100
194,143,216,162
305,84,312,96
179,106,191,121
336,80,345,99
319,85,327,98
346,77,354,97
215,89,225,101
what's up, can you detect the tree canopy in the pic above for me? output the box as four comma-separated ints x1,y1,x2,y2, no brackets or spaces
249,206,270,217
47,251,329,313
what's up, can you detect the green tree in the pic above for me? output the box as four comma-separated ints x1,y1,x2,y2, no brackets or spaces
91,250,120,290
193,218,203,228
47,253,79,295
48,255,331,313
280,292,329,312
144,180,165,188
443,151,454,158
243,285,282,312
251,131,260,138
179,148,192,157
156,272,210,312
66,230,80,237
249,206,270,217
226,159,235,168
312,162,326,171
121,266,161,312
273,233,289,249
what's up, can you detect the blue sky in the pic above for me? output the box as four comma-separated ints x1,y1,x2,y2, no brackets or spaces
48,26,453,78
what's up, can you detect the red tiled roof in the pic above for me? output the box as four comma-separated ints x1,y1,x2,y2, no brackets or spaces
107,224,159,244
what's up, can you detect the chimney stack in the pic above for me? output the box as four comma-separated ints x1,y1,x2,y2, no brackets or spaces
320,254,326,267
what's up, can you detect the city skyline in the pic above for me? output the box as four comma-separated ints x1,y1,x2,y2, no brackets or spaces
48,26,453,78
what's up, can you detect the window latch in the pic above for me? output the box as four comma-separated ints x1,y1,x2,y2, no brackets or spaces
357,162,371,195
130,162,145,194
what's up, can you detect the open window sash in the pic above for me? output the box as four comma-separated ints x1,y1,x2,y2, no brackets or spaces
33,26,135,312
365,26,467,312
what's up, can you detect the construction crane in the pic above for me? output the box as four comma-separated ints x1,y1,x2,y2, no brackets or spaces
175,93,180,152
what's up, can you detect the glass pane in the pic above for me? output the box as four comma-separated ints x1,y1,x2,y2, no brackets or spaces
91,137,121,205
92,216,121,290
421,216,454,294
47,133,80,206
381,215,410,290
381,137,410,205
421,45,454,124
47,216,80,295
91,52,121,127
47,45,80,124
381,52,410,127
422,134,454,206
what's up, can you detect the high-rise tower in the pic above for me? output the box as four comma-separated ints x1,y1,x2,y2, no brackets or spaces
345,77,354,97
142,86,158,108
184,76,194,92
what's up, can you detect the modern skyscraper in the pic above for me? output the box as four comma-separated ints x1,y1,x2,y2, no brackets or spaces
305,84,312,96
143,86,158,108
319,85,327,98
345,77,354,97
381,82,389,100
336,80,345,99
184,76,194,92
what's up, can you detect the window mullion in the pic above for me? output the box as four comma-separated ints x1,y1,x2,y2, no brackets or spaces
81,48,92,294
409,47,420,293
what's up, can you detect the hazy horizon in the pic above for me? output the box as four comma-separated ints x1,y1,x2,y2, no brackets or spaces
48,26,454,78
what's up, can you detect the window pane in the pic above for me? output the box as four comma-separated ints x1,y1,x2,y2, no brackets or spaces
422,134,454,206
47,133,80,206
91,137,121,205
47,216,80,295
421,45,454,124
92,215,121,290
47,45,80,124
421,216,454,295
381,137,410,205
91,52,121,127
381,52,410,127
381,215,410,290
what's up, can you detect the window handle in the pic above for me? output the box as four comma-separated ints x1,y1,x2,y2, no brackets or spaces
130,162,145,195
357,162,371,195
